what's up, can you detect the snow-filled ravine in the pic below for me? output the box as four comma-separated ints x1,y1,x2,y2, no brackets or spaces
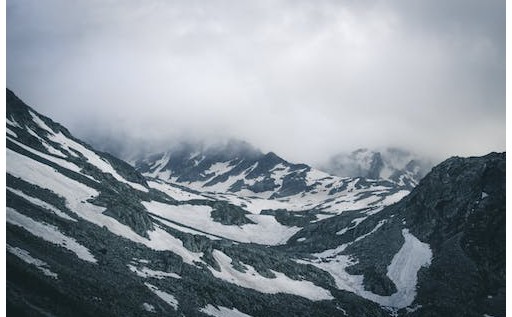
299,228,432,308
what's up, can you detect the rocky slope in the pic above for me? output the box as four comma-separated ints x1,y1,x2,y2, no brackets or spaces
291,152,505,317
6,89,505,317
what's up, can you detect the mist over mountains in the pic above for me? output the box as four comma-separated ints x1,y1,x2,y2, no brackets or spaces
6,1,505,316
7,0,505,164
317,148,434,189
6,89,505,316
86,136,435,185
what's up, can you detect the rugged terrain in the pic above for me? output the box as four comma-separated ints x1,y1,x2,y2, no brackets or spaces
6,89,505,317
318,148,433,190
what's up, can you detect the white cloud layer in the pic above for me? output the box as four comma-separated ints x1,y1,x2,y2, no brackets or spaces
7,0,505,164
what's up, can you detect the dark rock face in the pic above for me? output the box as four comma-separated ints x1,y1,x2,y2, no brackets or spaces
366,152,384,180
208,201,255,225
401,152,506,317
404,153,505,245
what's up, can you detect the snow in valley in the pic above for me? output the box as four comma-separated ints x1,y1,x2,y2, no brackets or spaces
142,201,301,245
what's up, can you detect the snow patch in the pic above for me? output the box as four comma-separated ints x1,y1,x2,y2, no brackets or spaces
405,304,423,313
152,216,221,240
7,244,58,278
7,187,77,222
305,169,332,186
354,219,387,243
142,303,156,313
301,228,431,309
146,152,171,177
8,136,87,177
206,161,233,176
200,304,253,317
128,264,181,280
143,201,301,245
148,180,208,201
7,117,22,128
209,250,333,301
383,229,432,307
45,130,148,192
270,164,289,186
145,283,179,310
29,111,55,133
336,216,368,235
7,207,97,263
133,258,150,264
6,127,17,138
380,190,409,205
311,213,334,222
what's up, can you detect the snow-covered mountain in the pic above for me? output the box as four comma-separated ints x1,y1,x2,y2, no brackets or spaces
134,141,410,216
6,89,505,317
318,148,433,189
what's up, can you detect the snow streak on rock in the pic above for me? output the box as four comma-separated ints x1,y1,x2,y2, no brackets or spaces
209,250,333,301
200,304,254,317
7,208,97,263
144,283,179,310
7,244,58,278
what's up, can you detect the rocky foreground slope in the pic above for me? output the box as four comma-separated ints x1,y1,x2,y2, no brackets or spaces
6,89,505,317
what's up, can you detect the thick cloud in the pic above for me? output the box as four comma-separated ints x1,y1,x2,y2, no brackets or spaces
7,0,505,164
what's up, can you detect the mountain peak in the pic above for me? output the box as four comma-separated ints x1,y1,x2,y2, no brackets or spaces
318,147,433,188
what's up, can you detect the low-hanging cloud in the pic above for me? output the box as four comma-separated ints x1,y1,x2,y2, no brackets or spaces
7,0,505,165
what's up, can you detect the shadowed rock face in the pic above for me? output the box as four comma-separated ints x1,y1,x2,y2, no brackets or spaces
401,152,506,317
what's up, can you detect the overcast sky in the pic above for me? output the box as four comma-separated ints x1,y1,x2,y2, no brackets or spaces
7,0,505,165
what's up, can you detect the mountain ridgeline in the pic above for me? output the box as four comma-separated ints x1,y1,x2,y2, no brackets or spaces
133,140,412,209
318,148,433,189
6,88,505,317
135,141,315,197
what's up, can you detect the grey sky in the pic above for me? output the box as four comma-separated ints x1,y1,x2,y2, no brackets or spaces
7,0,505,165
